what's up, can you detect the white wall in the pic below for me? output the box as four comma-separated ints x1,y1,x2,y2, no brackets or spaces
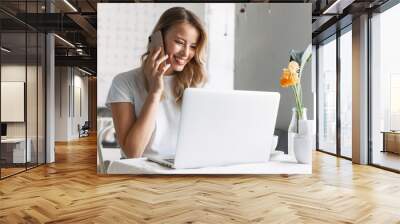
234,3,312,130
55,67,89,141
1,66,26,127
1,65,38,137
55,67,68,141
73,73,89,137
204,3,235,90
79,75,89,123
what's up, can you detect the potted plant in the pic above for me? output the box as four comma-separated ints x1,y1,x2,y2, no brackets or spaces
280,44,312,132
280,44,313,163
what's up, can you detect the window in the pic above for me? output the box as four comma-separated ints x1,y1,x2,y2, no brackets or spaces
318,36,337,155
340,28,352,158
370,2,400,171
0,1,47,179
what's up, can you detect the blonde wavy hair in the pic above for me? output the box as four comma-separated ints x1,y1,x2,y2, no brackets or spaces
141,7,208,103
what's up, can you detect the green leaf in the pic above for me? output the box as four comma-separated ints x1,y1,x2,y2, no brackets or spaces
289,49,302,64
300,44,312,73
289,44,312,69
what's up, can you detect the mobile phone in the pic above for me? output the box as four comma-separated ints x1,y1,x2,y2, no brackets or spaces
148,31,166,66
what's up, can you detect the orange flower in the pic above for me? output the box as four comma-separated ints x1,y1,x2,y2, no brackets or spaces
288,61,299,75
280,68,299,88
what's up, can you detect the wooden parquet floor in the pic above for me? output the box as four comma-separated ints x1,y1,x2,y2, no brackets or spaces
1,167,26,178
1,135,400,223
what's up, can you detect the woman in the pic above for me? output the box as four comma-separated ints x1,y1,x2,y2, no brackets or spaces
105,7,208,158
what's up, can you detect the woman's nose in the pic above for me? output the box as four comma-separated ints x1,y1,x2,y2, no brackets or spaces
180,45,190,58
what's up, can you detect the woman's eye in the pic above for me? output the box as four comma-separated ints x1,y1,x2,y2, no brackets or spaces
175,40,184,45
191,46,197,49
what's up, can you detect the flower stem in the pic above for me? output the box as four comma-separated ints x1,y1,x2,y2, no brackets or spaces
291,83,303,133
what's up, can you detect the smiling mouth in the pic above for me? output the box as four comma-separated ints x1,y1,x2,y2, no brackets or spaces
174,56,187,65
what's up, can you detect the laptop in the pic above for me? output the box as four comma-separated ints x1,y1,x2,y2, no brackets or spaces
147,88,280,169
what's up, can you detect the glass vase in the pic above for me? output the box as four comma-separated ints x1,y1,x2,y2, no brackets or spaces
288,107,307,156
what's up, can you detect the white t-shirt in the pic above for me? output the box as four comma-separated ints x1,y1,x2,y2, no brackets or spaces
105,68,181,158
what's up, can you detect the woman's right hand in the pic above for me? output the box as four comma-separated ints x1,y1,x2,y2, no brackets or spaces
143,47,171,99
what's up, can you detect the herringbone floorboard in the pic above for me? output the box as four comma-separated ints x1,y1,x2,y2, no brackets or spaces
1,135,400,223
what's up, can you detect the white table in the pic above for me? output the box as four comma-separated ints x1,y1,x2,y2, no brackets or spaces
1,138,32,163
106,152,312,175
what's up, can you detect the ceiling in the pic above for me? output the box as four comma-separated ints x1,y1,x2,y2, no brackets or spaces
0,0,393,75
